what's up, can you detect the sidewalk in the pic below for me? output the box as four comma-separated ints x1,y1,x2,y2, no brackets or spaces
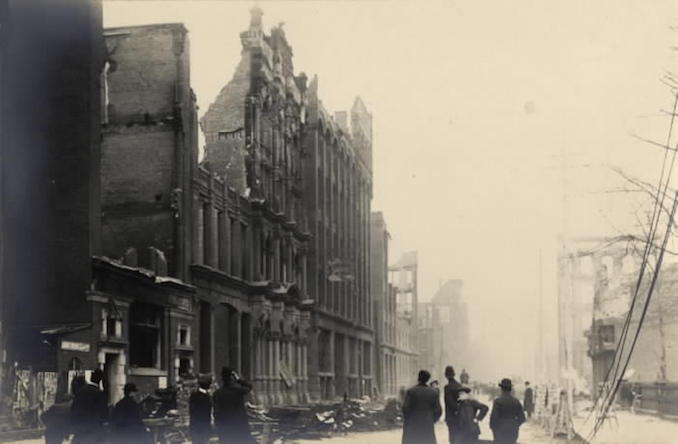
573,409,678,444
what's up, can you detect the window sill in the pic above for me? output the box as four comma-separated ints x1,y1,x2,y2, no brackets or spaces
129,367,167,377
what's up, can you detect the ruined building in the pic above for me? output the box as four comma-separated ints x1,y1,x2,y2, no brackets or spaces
389,251,420,392
1,5,376,413
418,280,469,380
587,246,678,391
200,8,313,404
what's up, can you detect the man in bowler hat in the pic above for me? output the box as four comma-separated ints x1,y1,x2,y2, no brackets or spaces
213,367,254,444
490,378,525,444
111,383,147,444
444,365,463,443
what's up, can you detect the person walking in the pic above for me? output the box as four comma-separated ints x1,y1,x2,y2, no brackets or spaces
213,367,255,444
456,387,489,444
523,381,534,419
402,370,442,444
189,375,213,444
111,383,148,444
444,365,463,443
71,369,109,444
490,378,525,444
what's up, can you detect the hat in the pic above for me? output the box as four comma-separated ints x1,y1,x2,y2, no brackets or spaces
221,367,235,380
499,378,513,389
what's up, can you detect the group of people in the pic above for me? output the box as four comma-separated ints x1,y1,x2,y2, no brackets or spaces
40,366,256,444
401,366,527,444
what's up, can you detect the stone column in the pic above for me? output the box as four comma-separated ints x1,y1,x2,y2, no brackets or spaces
273,337,282,404
254,335,265,405
289,340,298,404
307,329,321,402
267,337,274,405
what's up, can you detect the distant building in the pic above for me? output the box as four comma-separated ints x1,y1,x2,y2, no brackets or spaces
417,280,468,381
588,247,678,389
559,238,607,394
389,252,419,391
371,212,397,398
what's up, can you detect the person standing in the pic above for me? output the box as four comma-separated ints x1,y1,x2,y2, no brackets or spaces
523,381,534,419
111,383,148,444
456,387,489,444
41,392,74,444
213,367,255,444
190,375,213,444
71,369,108,444
444,365,463,444
490,378,525,444
460,369,470,385
402,370,442,444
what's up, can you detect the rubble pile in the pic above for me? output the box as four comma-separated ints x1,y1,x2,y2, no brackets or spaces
248,398,403,443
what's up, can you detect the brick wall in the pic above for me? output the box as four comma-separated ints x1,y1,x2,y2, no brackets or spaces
102,24,192,275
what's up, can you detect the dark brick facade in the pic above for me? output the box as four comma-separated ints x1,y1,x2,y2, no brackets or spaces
303,80,374,400
1,0,105,401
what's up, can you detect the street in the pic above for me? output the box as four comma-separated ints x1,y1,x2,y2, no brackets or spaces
295,420,550,444
7,413,678,444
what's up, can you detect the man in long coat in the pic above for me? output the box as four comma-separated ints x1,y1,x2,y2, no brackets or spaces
213,367,255,444
111,383,148,444
71,369,108,444
402,370,442,444
523,382,534,419
490,378,525,444
189,375,213,444
444,365,463,443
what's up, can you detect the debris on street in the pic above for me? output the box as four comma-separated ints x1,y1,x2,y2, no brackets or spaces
247,398,403,443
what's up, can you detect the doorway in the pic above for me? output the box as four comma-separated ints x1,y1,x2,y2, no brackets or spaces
103,351,125,406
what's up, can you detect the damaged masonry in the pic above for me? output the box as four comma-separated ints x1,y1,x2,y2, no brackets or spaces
0,3,388,437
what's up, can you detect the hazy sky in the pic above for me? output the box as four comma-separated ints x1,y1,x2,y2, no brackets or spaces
105,0,678,381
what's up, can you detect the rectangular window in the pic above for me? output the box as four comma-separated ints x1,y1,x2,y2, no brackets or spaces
130,303,163,368
600,325,615,344
177,325,191,347
179,357,192,378
101,307,122,339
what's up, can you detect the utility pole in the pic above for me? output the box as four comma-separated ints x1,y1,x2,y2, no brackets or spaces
537,249,545,381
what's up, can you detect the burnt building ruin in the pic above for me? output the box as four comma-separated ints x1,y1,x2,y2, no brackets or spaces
1,3,377,412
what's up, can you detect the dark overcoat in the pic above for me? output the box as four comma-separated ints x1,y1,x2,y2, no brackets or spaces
213,379,255,444
111,396,148,444
457,398,489,443
489,393,525,444
523,387,534,414
41,400,73,444
401,383,443,444
70,384,108,444
444,379,463,424
189,390,213,444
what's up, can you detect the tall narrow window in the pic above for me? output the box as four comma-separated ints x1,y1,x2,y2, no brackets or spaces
203,203,211,265
129,303,163,369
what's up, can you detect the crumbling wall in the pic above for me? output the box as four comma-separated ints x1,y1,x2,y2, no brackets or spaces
200,55,251,192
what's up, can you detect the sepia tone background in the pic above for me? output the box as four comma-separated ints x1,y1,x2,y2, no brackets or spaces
105,0,678,382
